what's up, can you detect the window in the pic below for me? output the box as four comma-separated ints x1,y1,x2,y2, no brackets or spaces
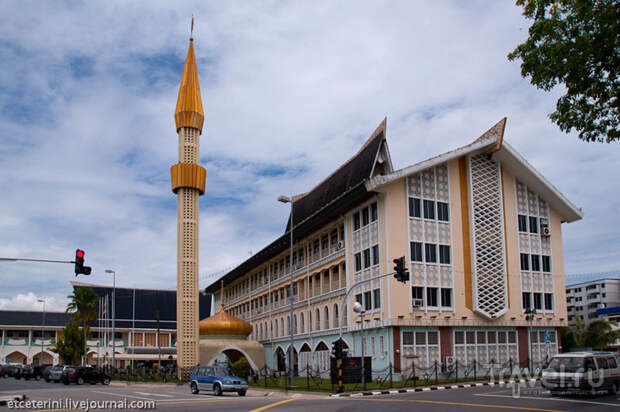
518,215,528,232
370,336,376,356
531,254,541,271
315,308,320,331
412,286,424,302
363,249,371,269
353,212,360,231
355,294,362,305
370,202,378,222
542,255,551,273
534,292,542,310
321,235,329,251
330,230,338,247
362,207,369,226
455,331,464,344
300,313,304,334
380,335,385,358
437,202,449,221
441,288,452,307
522,292,531,310
425,243,437,263
373,288,381,309
544,293,553,310
410,242,423,262
426,287,438,306
439,245,451,264
372,245,379,266
364,291,372,311
403,332,414,345
423,200,435,219
520,253,529,271
354,253,362,272
409,197,421,218
529,216,538,233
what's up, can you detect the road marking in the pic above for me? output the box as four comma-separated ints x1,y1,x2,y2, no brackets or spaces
249,398,298,411
133,391,173,397
476,393,620,407
337,397,567,411
90,390,158,400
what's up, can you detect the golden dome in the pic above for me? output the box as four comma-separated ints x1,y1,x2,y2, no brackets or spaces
199,309,252,337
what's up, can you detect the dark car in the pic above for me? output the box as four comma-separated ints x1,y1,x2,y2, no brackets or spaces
4,364,23,378
19,365,35,380
61,366,85,385
82,367,111,385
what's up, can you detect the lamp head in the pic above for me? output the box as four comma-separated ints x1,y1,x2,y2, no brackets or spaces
353,302,363,313
277,195,291,203
105,269,115,274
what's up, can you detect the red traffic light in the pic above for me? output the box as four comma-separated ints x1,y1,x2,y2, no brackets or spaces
76,250,85,259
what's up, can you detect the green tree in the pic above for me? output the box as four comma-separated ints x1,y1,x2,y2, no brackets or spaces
561,316,619,350
50,321,85,365
231,357,249,379
66,287,99,363
508,0,619,142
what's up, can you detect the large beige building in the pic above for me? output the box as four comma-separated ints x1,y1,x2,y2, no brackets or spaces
205,118,582,376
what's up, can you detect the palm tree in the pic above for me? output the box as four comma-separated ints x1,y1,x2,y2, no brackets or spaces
560,317,620,351
66,287,99,364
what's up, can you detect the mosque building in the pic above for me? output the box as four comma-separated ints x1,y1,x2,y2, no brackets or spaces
204,117,582,377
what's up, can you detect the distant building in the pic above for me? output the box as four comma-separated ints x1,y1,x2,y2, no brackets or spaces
566,279,620,325
0,281,211,367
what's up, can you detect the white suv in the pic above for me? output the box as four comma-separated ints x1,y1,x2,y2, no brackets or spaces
542,352,620,395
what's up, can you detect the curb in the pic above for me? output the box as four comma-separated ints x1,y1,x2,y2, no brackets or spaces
330,378,540,397
0,394,27,406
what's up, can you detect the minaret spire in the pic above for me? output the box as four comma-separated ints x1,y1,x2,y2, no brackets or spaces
171,26,207,379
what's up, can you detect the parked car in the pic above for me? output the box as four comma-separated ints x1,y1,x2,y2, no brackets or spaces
82,367,111,385
61,366,85,385
4,364,23,378
542,351,620,396
19,365,35,380
189,365,248,396
45,365,64,382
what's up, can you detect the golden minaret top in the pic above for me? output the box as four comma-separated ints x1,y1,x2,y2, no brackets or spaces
174,31,204,133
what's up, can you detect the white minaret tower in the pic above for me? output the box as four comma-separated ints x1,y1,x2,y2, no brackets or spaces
170,31,206,378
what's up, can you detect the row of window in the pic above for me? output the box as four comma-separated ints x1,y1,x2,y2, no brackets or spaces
353,202,378,231
354,245,379,272
518,214,542,234
519,253,551,272
355,288,381,311
412,286,452,308
409,198,449,222
256,304,342,340
410,242,451,264
522,292,553,311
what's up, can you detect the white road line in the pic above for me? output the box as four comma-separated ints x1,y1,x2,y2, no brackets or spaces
90,390,159,401
475,392,620,407
134,391,173,397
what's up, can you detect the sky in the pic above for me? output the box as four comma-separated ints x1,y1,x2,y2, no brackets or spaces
0,1,618,312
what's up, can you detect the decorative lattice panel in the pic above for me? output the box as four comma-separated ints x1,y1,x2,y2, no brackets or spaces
469,154,508,319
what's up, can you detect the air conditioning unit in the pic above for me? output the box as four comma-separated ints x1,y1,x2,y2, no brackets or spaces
337,240,344,250
412,298,423,308
443,356,456,372
540,223,551,236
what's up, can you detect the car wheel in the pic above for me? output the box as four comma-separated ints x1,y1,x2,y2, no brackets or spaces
214,383,222,396
190,382,199,394
238,390,246,397
77,377,84,385
45,378,50,382
35,375,41,381
63,380,69,385
609,382,618,395
103,377,110,385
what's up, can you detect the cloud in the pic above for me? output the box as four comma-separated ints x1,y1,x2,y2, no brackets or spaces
0,292,62,312
0,0,618,310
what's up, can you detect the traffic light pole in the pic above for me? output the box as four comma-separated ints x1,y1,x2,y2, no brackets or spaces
0,257,75,264
337,270,401,339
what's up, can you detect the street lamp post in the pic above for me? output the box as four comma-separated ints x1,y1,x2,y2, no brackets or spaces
525,307,537,374
353,301,366,390
37,299,45,366
278,195,295,389
105,269,116,372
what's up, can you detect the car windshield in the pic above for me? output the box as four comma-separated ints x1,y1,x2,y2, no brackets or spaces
214,366,229,376
547,357,585,372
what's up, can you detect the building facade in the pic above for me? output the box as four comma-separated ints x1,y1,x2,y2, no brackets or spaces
0,281,210,367
566,279,620,325
205,118,582,377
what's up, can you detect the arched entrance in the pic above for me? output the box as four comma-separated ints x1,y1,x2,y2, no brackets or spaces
299,343,312,375
314,341,329,373
204,345,261,373
285,346,298,376
275,347,286,372
32,351,54,366
6,351,26,364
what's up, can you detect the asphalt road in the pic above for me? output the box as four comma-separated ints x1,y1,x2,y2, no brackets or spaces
3,378,620,411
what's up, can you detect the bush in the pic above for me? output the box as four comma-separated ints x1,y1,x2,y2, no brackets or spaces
231,358,249,379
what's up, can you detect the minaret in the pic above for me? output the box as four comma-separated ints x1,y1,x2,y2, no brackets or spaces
170,31,206,378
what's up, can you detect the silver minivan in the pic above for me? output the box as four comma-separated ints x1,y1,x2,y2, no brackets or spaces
542,352,620,395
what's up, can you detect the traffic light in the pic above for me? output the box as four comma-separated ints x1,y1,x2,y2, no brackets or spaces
74,249,92,276
393,256,409,283
331,338,342,358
